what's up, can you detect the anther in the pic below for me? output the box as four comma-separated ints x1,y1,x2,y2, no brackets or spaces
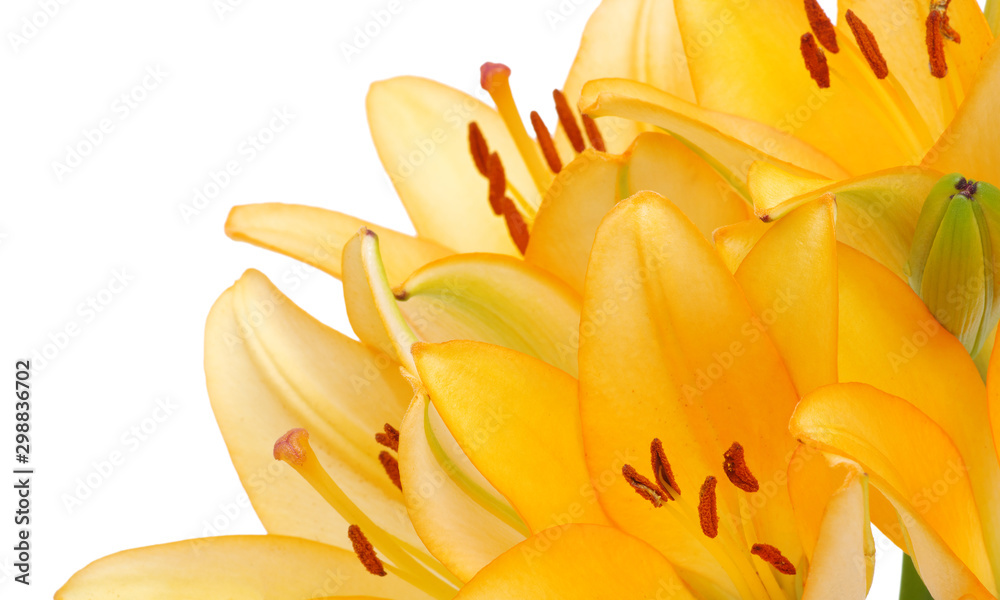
926,10,948,78
846,10,889,79
552,89,586,153
650,438,679,497
501,197,530,255
348,525,387,576
581,114,606,152
468,122,490,177
804,0,838,53
622,464,665,507
723,442,759,493
933,0,961,42
273,428,309,466
530,111,562,173
379,451,402,490
375,423,400,452
698,476,719,538
486,152,506,215
751,543,797,575
799,33,830,89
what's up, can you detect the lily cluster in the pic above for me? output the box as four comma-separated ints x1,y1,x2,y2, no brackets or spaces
58,0,1000,599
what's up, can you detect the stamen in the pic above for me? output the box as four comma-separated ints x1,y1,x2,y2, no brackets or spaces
799,33,830,89
650,438,680,497
622,464,665,507
581,114,606,152
468,122,489,177
501,197,530,255
845,10,889,79
723,442,759,493
926,10,948,78
552,89,586,153
933,0,961,42
804,0,838,53
348,525,387,576
751,543,797,575
273,428,309,466
698,476,719,538
379,451,402,490
375,423,400,452
486,152,506,215
529,111,562,173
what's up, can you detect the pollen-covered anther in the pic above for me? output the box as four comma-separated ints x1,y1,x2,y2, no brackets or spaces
845,10,888,79
650,438,679,497
273,428,310,466
723,442,759,493
581,114,606,152
375,423,400,452
486,152,506,215
926,10,949,78
698,476,719,538
552,89,586,153
348,525,387,577
932,0,961,42
468,122,490,177
379,451,402,490
799,33,830,89
751,543,797,575
622,464,666,507
529,111,562,173
501,197,530,255
804,0,838,52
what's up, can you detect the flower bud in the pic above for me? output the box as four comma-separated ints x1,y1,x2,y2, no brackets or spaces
907,173,1000,357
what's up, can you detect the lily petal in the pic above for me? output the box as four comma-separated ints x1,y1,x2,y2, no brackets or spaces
412,340,610,533
712,218,772,273
205,269,421,550
226,203,452,284
367,76,532,254
56,535,433,600
455,524,698,600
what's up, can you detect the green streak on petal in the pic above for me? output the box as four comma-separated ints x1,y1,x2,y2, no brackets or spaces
899,554,934,600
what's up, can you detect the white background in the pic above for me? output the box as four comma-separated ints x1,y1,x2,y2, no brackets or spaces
0,0,908,598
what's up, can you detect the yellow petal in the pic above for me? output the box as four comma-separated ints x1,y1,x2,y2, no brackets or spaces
412,340,610,532
578,191,801,593
751,165,941,277
455,524,698,600
579,78,848,201
204,269,421,551
559,0,696,155
790,383,995,593
57,535,433,600
398,389,526,583
838,242,1000,577
712,218,773,273
226,203,453,284
924,42,1000,186
735,196,838,395
367,76,531,254
673,0,923,173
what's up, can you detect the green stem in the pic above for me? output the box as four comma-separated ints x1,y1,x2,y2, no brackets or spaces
899,554,934,600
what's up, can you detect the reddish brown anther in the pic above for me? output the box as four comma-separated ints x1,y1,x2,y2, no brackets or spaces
751,543,797,575
846,10,888,79
348,525,387,576
529,111,562,173
375,423,400,452
486,152,506,215
926,10,949,78
723,442,759,493
273,428,309,466
933,0,961,42
581,114,606,152
650,438,679,497
468,122,490,177
698,476,719,538
378,451,402,490
553,89,586,153
501,197,530,255
799,33,830,89
804,0,838,53
622,464,666,507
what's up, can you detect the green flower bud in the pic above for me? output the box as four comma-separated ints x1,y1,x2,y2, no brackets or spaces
907,173,1000,357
